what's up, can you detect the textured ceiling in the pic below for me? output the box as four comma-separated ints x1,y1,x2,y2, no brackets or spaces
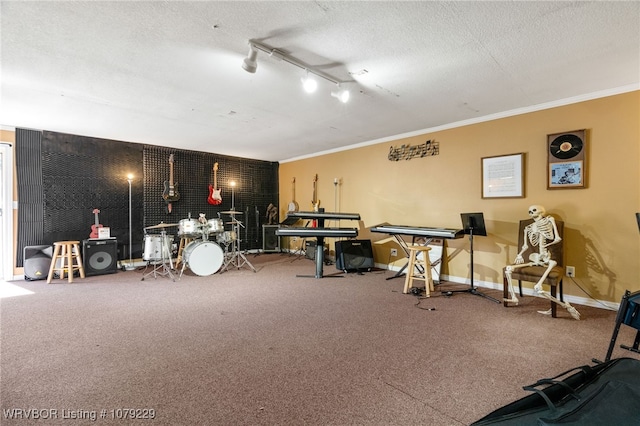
1,1,639,162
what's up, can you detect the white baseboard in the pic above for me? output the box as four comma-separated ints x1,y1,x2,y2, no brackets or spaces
377,263,619,311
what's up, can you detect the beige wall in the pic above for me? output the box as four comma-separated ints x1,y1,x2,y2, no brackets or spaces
278,91,640,304
4,93,639,303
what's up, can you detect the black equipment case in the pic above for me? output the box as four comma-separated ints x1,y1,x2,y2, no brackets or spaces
472,357,640,425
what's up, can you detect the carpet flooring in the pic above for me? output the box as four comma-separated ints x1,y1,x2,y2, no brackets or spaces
1,253,631,425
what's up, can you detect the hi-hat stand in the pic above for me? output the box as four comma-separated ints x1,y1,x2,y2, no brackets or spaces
221,211,256,272
141,229,176,281
448,212,500,303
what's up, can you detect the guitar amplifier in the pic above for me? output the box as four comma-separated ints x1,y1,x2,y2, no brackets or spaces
335,240,374,272
83,239,118,276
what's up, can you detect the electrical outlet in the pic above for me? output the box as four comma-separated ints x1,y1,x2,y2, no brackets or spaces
390,248,398,256
566,266,575,277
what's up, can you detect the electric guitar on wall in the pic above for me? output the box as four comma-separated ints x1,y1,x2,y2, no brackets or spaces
311,174,320,211
288,177,299,213
311,174,319,227
90,208,103,238
163,154,180,213
207,162,222,205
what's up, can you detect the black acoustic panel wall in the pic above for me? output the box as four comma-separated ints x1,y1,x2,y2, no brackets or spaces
143,146,279,252
40,131,144,258
83,239,118,276
16,129,278,266
335,240,374,271
15,129,45,267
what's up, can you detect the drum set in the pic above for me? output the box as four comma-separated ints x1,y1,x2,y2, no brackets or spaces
141,210,255,281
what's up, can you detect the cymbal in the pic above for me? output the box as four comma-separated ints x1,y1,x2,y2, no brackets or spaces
225,221,241,225
221,210,243,215
144,222,178,230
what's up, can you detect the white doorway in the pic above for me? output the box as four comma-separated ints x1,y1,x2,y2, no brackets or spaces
0,143,15,281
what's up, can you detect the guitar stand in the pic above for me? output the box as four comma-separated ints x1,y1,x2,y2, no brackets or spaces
141,230,176,282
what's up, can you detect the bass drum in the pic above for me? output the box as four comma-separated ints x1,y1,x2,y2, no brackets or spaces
183,241,224,276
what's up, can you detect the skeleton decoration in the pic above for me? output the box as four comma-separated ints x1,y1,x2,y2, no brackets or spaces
504,205,581,320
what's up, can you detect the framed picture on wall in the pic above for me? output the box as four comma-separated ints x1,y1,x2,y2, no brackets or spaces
481,153,525,198
547,129,586,189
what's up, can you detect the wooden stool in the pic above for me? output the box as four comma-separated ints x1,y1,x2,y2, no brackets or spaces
47,241,85,283
404,246,433,296
175,237,193,268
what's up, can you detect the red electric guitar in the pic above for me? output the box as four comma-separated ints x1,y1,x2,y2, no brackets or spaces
207,162,222,205
90,208,103,238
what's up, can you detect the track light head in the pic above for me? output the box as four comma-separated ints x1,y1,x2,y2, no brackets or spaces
242,40,350,103
301,72,318,93
331,87,350,103
242,44,258,73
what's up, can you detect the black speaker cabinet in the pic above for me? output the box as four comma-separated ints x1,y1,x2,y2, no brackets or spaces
304,240,329,261
335,239,374,272
83,239,118,276
23,245,53,281
305,240,317,260
263,225,280,252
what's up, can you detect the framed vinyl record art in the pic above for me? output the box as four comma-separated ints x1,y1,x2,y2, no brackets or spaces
547,129,586,189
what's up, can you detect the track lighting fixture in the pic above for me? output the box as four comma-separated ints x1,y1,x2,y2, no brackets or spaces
331,86,350,103
241,40,350,102
242,44,258,73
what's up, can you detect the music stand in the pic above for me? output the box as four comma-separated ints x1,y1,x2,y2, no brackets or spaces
448,212,500,303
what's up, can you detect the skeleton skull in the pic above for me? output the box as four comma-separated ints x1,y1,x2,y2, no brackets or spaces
528,205,546,219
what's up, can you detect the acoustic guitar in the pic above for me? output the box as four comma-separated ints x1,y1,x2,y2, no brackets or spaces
207,162,222,205
90,208,102,238
287,177,299,213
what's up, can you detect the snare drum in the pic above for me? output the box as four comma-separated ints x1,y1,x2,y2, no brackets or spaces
178,218,200,238
207,218,224,234
217,230,237,244
143,234,174,261
183,241,224,276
